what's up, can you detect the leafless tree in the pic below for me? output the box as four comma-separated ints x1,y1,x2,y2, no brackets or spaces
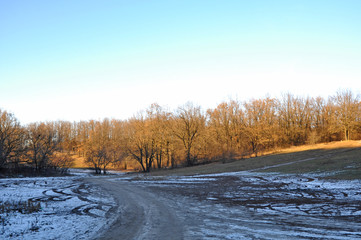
333,90,360,140
207,100,243,159
172,103,206,166
26,122,58,172
2,89,361,174
0,110,25,169
84,119,115,174
125,114,156,172
243,97,279,156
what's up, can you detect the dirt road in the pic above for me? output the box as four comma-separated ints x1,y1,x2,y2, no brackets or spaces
87,177,183,240
86,173,361,240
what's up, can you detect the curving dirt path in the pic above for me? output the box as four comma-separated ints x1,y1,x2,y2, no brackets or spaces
86,177,183,240
84,173,361,239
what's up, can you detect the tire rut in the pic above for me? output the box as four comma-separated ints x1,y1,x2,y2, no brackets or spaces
87,178,184,240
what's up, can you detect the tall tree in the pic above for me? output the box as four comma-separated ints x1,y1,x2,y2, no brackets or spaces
146,104,172,169
0,110,25,169
109,119,126,168
84,119,115,174
26,122,58,171
207,100,243,159
125,114,156,172
243,97,279,156
278,94,312,146
333,90,360,140
172,103,205,166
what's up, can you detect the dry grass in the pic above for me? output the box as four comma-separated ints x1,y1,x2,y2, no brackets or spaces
71,154,136,171
275,140,361,153
71,154,88,168
149,141,361,179
0,200,41,214
261,144,361,179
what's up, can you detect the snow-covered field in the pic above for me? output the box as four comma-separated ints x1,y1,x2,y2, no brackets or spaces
0,175,116,240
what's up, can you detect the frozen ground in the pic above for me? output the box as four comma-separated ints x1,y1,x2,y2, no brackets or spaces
109,171,361,239
0,175,116,240
1,169,361,239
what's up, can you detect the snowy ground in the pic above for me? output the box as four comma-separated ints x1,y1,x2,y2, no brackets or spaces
112,171,361,239
1,170,361,239
0,175,116,240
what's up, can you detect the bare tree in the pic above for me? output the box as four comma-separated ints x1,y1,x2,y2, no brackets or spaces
108,119,126,168
84,119,115,174
2,89,361,175
146,103,173,169
243,97,279,156
53,121,75,152
73,120,93,157
125,115,156,172
26,122,58,172
278,94,313,145
172,103,205,166
333,90,360,140
50,151,74,173
207,100,243,159
0,110,25,169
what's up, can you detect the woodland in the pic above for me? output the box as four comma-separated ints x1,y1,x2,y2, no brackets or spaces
0,90,360,175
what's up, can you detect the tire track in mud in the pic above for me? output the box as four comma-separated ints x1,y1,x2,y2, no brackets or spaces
138,173,361,239
28,181,115,218
87,178,183,240
79,148,361,239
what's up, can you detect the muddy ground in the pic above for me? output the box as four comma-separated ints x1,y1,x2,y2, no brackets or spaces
90,172,361,239
2,169,359,239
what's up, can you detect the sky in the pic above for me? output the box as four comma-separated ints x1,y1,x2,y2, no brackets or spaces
1,0,361,124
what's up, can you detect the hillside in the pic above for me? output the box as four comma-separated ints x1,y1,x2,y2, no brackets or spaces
149,141,361,179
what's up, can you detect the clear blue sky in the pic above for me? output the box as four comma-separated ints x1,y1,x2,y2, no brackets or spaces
1,0,361,123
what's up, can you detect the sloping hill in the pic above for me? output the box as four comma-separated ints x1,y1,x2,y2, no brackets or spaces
150,141,361,179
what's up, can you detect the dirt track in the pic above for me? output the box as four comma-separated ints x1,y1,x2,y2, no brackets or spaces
85,172,361,240
87,178,183,240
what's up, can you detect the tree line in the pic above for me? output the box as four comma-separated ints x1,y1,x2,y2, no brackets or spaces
1,90,360,174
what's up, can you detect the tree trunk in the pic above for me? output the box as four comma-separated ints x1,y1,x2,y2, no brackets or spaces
344,127,350,141
186,150,192,166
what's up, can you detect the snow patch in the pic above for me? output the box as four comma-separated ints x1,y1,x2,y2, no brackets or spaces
0,176,116,240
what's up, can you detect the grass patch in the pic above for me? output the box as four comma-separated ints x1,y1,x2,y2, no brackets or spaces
149,141,361,179
71,154,88,168
0,200,41,214
261,147,361,180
